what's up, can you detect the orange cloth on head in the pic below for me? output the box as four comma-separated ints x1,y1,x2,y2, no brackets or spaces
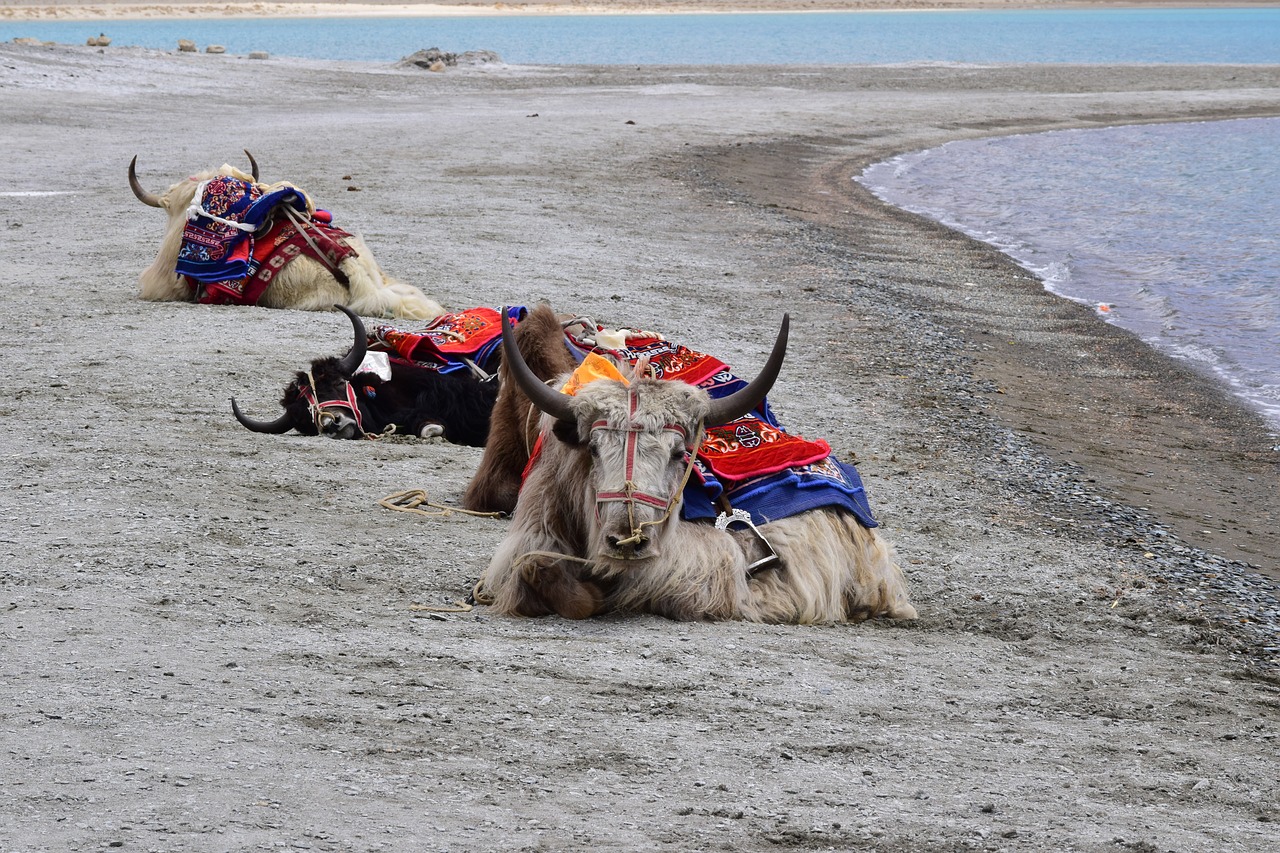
560,353,628,396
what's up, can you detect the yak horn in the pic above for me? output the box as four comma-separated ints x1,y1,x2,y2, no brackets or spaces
231,397,294,434
128,156,162,208
705,314,790,427
244,149,260,182
502,307,577,424
335,304,368,377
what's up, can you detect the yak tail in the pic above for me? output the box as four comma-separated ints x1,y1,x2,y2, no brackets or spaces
337,234,444,321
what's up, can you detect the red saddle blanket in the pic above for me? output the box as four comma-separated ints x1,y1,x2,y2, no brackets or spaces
370,307,520,374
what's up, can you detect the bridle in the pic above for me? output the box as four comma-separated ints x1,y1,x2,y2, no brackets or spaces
299,369,364,436
591,386,699,550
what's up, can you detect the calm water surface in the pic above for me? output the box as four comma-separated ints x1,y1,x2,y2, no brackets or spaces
858,118,1280,431
3,9,1280,64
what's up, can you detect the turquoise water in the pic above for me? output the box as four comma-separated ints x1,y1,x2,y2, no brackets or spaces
859,118,1280,431
4,8,1280,64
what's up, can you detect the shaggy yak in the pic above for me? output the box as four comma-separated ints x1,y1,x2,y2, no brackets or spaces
476,311,918,624
231,305,498,444
129,152,444,320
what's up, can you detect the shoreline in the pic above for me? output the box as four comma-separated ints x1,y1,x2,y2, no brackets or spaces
686,89,1280,581
6,0,1280,22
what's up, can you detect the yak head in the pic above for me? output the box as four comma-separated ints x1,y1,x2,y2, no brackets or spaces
231,304,374,440
129,152,261,301
503,309,789,564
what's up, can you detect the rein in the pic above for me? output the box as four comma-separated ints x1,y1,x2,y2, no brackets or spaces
282,204,351,287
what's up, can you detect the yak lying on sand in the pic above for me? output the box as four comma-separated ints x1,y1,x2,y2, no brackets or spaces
476,311,918,624
129,152,444,320
231,305,498,444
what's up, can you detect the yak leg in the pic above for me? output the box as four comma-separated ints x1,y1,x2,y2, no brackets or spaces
517,557,607,620
478,535,606,619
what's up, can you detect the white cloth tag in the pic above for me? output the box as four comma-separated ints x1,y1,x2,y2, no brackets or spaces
355,350,391,381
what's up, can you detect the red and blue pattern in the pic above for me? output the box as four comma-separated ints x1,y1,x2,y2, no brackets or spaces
175,176,352,306
369,307,526,374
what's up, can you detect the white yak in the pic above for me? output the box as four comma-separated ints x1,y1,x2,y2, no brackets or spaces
478,312,918,624
129,153,444,320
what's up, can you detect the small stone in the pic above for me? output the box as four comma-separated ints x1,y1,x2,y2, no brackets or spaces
206,45,226,55
248,51,270,60
177,39,196,52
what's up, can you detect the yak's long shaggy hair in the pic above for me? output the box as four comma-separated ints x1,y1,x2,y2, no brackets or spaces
137,164,444,320
479,371,917,624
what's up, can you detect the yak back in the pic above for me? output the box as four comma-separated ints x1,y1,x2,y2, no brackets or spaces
350,362,499,445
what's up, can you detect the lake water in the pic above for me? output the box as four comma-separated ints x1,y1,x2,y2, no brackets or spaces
3,8,1280,65
858,118,1280,431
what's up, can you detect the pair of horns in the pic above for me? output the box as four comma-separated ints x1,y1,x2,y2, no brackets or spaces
231,305,366,434
501,308,789,428
128,150,260,208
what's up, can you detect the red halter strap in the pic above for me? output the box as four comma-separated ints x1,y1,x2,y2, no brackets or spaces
299,378,364,435
590,386,692,516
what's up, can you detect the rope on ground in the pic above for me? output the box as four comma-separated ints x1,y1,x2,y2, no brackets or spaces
378,489,506,520
409,601,473,614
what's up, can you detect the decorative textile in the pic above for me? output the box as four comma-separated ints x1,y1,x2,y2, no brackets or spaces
176,175,354,306
194,215,355,306
682,455,878,530
369,307,525,374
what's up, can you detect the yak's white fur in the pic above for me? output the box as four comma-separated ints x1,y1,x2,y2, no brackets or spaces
137,165,444,320
480,372,917,624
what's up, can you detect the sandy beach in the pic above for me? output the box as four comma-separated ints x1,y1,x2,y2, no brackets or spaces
2,22,1279,853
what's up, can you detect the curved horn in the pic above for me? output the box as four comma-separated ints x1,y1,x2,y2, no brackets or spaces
244,149,260,182
231,397,294,434
335,304,367,377
128,156,163,208
502,307,576,424
705,314,790,427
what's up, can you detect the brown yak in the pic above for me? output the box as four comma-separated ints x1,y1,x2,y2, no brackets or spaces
462,303,579,514
475,312,918,624
128,152,444,320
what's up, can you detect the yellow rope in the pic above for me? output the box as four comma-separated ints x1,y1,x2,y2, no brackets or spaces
378,489,505,519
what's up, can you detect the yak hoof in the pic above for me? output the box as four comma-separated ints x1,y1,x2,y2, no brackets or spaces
418,423,446,440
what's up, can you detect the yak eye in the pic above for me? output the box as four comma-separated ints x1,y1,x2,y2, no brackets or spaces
671,446,686,462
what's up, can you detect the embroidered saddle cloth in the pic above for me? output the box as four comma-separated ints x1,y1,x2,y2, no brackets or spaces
369,307,526,374
175,175,355,306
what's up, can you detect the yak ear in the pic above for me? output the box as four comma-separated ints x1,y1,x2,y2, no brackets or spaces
551,418,584,446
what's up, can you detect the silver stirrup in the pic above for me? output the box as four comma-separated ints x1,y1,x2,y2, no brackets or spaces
715,508,780,575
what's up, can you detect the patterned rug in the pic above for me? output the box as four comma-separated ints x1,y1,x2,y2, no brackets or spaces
175,175,354,306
